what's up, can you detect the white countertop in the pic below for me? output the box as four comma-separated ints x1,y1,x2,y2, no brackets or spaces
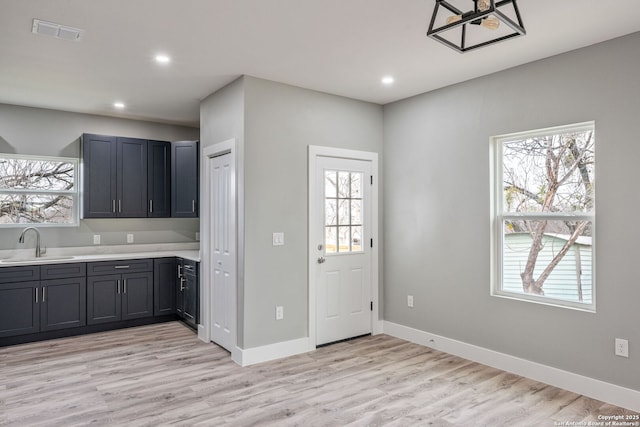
0,243,200,267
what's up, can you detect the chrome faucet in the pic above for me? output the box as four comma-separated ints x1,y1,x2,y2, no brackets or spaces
18,227,46,258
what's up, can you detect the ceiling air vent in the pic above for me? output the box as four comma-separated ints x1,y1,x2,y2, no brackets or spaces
32,19,84,41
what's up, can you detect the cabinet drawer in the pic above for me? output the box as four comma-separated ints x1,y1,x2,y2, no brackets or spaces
87,259,153,276
41,263,87,280
182,259,198,276
0,266,40,284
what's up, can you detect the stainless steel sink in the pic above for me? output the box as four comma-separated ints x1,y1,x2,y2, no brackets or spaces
0,256,76,264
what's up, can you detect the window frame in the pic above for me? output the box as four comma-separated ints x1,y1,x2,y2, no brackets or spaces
0,153,79,227
490,121,596,312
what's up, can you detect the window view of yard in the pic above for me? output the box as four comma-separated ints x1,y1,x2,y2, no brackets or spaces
325,170,363,253
0,155,77,225
496,123,595,308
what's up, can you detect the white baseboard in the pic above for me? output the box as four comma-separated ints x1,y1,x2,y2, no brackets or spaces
232,337,313,367
383,321,640,413
197,324,207,343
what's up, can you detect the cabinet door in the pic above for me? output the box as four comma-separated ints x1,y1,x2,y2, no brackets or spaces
117,137,148,217
0,281,40,338
154,258,176,316
82,134,117,218
171,141,199,218
40,278,87,332
183,272,198,328
148,141,171,218
87,275,121,325
121,272,153,320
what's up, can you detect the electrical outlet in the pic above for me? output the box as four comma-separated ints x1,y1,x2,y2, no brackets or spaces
195,232,200,241
275,306,284,320
127,234,134,244
93,235,101,245
615,338,629,358
407,295,414,308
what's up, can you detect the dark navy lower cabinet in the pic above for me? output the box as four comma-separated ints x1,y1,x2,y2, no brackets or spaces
0,280,40,338
0,265,87,337
40,277,87,332
154,258,177,316
87,260,154,325
176,258,199,329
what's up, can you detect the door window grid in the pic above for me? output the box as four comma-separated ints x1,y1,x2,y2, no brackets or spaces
324,170,363,254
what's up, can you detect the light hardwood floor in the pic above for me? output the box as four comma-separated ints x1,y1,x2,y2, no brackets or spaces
0,322,637,426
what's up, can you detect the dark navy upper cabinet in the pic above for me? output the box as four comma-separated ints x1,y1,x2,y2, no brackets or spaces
82,134,118,218
171,141,199,218
147,141,171,218
117,137,148,218
83,134,172,218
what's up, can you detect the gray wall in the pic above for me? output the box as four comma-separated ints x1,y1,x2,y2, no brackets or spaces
0,104,200,250
383,32,640,391
203,76,384,349
243,76,383,348
200,77,247,346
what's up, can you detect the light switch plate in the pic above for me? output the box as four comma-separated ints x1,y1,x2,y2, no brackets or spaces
93,235,100,245
273,232,284,246
127,234,134,244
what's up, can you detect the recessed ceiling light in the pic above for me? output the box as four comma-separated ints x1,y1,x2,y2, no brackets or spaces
381,76,395,85
155,54,171,64
114,102,125,109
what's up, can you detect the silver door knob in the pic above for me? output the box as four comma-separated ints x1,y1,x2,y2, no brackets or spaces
317,256,326,264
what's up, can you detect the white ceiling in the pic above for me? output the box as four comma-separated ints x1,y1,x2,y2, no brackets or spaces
1,0,639,127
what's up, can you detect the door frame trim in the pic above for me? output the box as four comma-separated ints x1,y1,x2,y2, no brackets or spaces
200,138,241,360
308,145,382,347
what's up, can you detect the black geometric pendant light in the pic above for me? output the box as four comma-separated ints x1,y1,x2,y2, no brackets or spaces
427,0,525,52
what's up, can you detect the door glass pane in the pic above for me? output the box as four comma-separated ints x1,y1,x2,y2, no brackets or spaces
338,226,350,252
325,171,337,198
351,173,362,198
325,227,337,254
325,199,337,226
351,226,362,251
338,199,350,225
351,199,362,225
324,169,365,254
338,171,350,198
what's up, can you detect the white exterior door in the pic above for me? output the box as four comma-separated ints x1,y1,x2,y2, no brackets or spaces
314,156,372,346
210,152,235,351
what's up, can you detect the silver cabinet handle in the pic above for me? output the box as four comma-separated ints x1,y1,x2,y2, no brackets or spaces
112,200,116,213
118,200,122,213
180,277,185,291
42,287,45,302
149,200,153,213
114,265,130,269
117,280,121,294
192,200,195,213
123,279,127,294
35,287,38,303
177,264,182,278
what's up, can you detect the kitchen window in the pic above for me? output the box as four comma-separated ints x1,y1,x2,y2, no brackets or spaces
491,122,595,311
0,154,78,226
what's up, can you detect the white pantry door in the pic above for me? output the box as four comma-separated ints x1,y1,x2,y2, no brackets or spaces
314,156,372,346
210,151,235,351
